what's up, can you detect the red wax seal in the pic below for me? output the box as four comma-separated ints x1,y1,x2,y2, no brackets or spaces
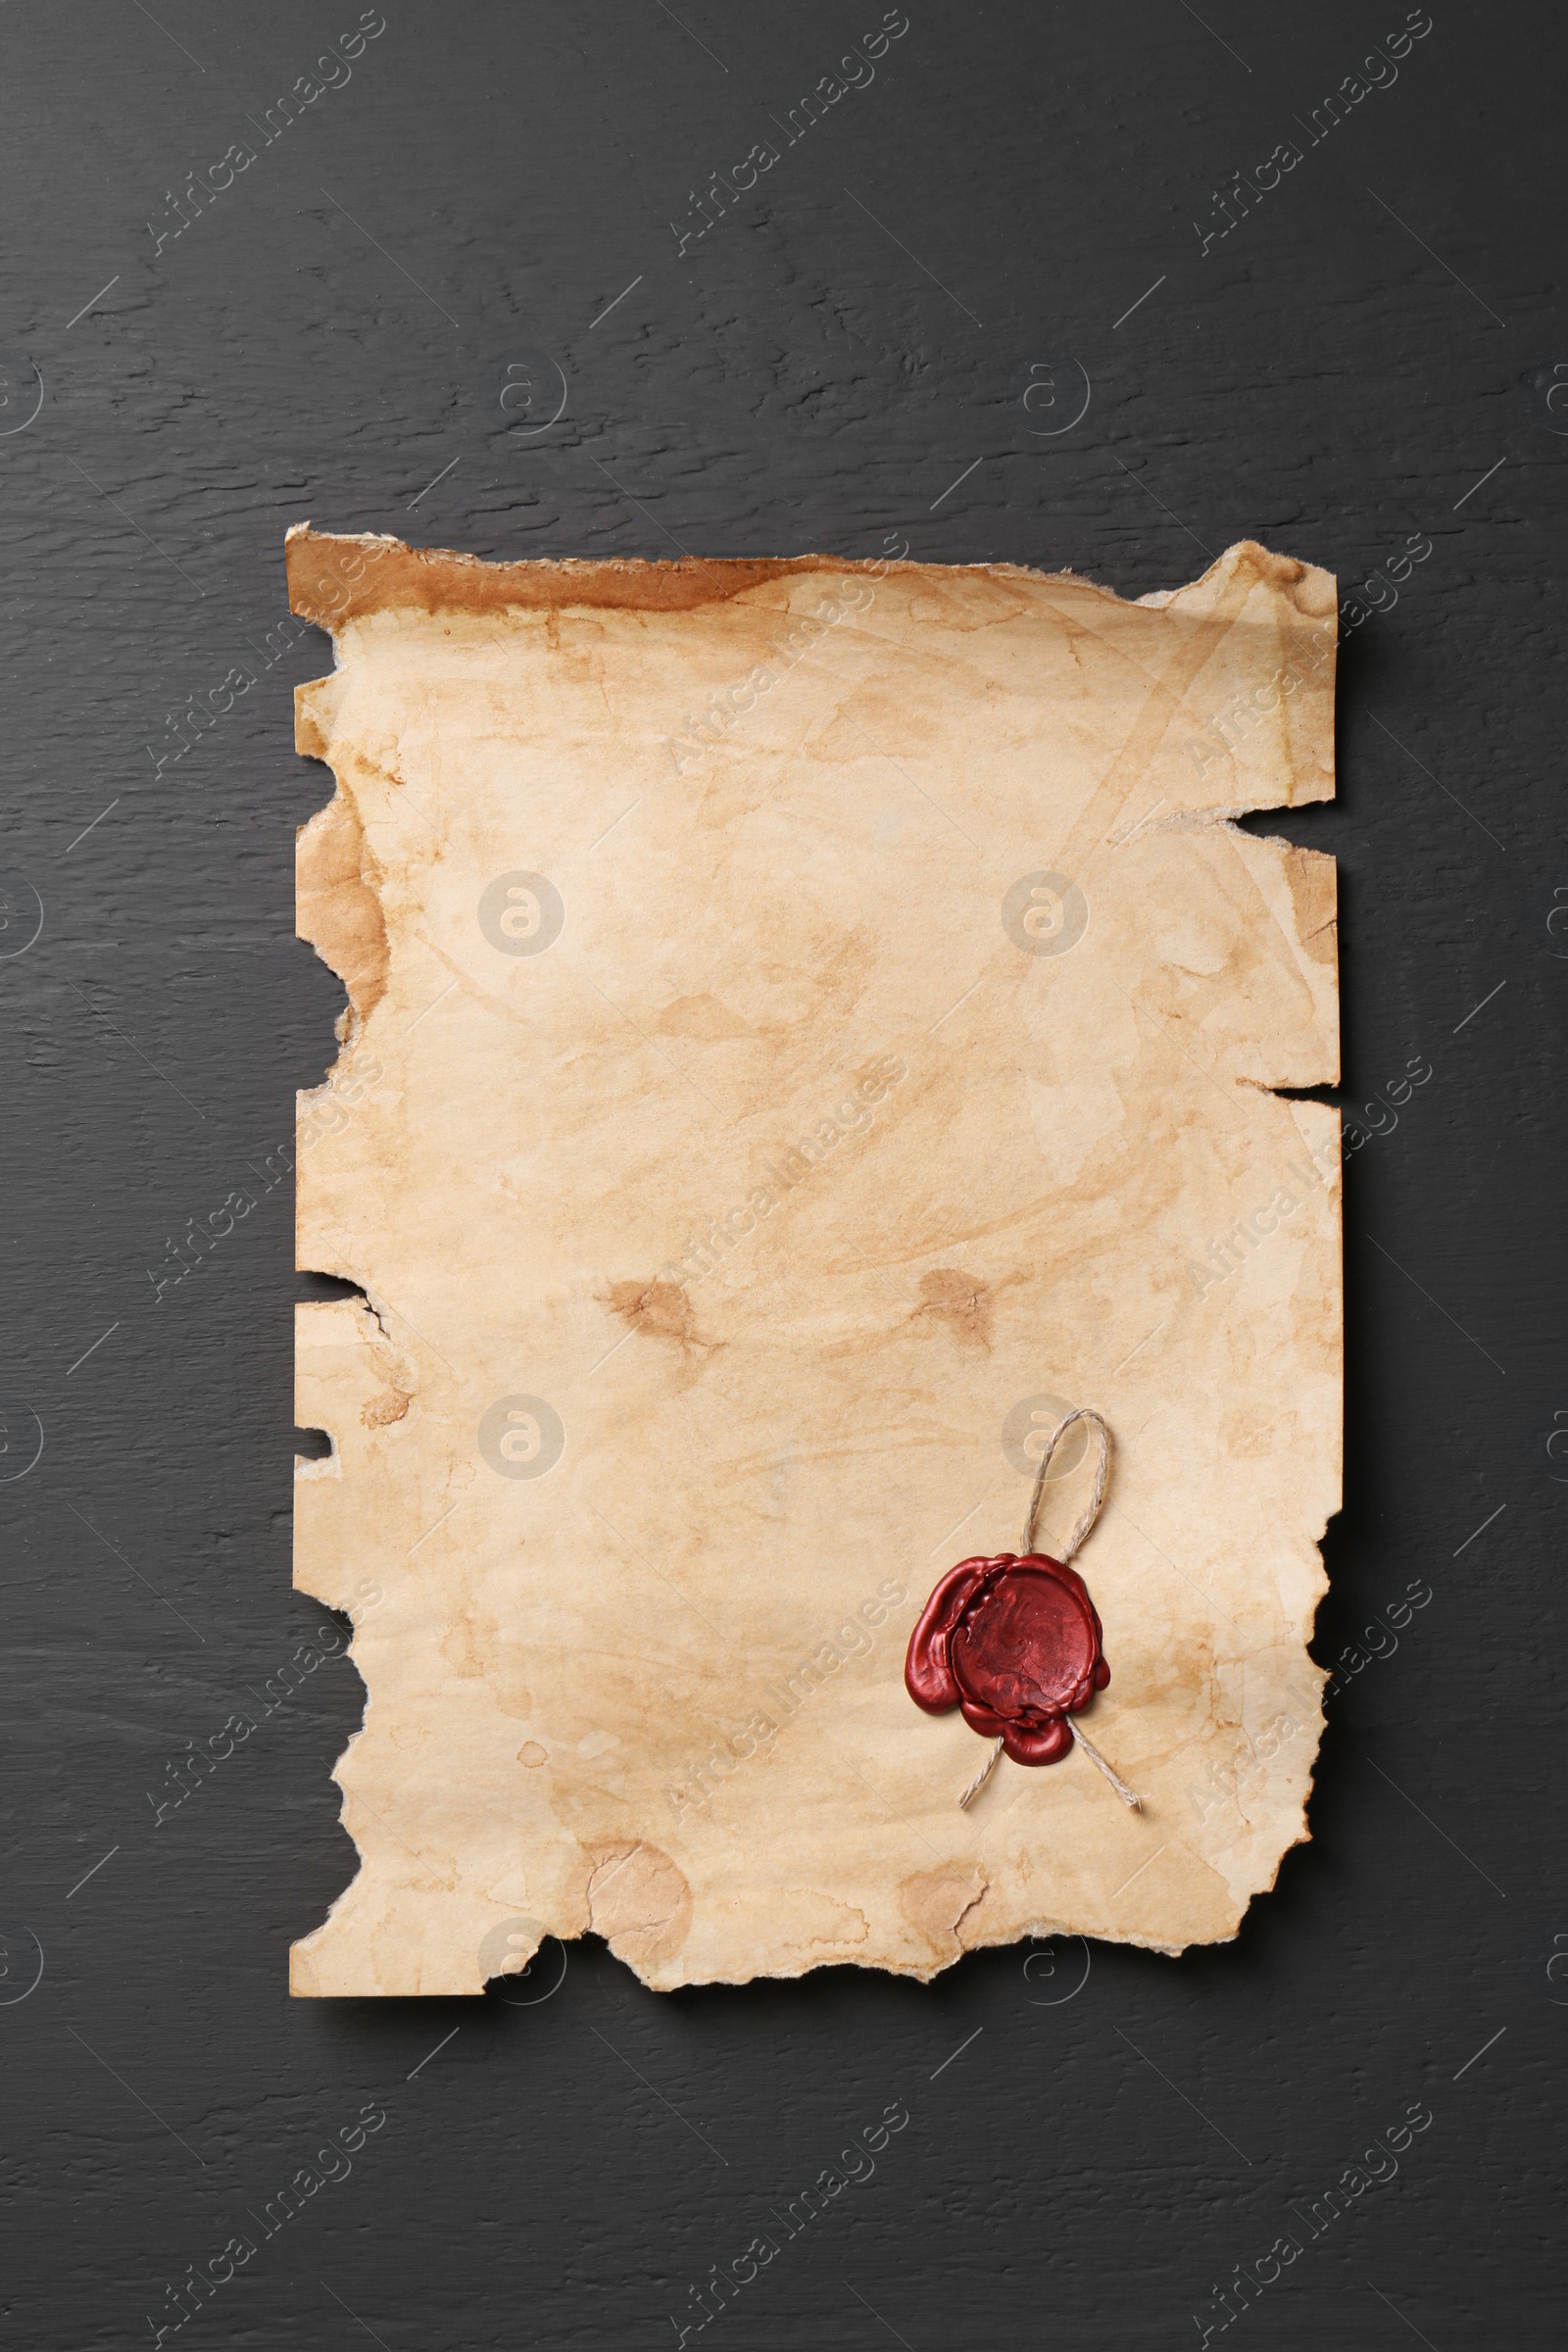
905,1553,1110,1764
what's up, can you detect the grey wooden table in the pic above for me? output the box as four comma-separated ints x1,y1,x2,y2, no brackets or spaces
0,4,1559,2345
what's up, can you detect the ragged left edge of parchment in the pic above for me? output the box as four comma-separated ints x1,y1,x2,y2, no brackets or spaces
285,528,1340,1996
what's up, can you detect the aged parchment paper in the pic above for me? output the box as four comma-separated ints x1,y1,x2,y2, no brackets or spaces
286,530,1340,1995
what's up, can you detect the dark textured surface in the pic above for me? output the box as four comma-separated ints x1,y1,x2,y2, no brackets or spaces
1,4,1561,2345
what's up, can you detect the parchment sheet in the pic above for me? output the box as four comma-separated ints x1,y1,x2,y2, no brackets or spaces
285,530,1340,1994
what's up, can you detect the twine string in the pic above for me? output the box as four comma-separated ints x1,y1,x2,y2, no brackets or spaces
958,1406,1141,1811
1022,1405,1111,1561
1067,1722,1141,1809
957,1740,1003,1809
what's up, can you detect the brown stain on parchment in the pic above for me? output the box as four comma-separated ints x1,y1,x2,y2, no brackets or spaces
362,1386,411,1429
357,1327,416,1433
284,525,1325,639
1281,844,1338,965
652,993,758,1042
899,1865,989,1958
296,780,389,1029
912,1268,994,1349
444,1601,531,1716
289,529,866,624
441,1613,486,1682
583,1841,692,1971
604,1278,708,1349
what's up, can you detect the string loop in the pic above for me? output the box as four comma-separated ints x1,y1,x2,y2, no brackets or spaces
1021,1405,1111,1561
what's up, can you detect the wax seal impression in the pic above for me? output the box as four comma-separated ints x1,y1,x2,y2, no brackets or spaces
906,1551,1108,1764
905,1407,1140,1809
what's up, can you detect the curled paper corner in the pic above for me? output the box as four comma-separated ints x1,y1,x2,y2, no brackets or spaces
283,531,1340,1994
